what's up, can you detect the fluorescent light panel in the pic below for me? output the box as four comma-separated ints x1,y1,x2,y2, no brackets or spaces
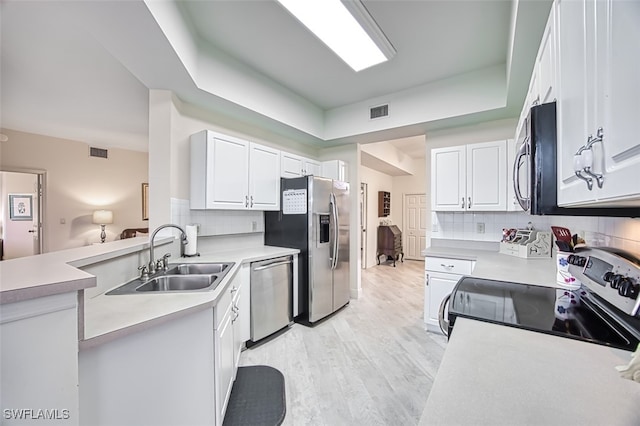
277,0,395,72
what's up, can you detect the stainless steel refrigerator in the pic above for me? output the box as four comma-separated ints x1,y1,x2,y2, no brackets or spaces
264,176,350,324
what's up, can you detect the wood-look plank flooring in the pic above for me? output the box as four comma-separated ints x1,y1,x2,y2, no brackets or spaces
238,259,447,426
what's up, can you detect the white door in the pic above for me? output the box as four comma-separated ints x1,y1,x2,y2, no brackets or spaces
360,183,367,269
248,143,280,210
207,135,249,209
466,140,507,211
1,171,41,259
403,193,427,260
431,145,465,211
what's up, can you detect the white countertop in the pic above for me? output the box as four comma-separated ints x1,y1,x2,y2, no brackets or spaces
0,237,169,304
82,246,298,348
423,246,558,287
420,318,640,425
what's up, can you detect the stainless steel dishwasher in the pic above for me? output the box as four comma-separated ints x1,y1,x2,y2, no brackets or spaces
250,255,293,343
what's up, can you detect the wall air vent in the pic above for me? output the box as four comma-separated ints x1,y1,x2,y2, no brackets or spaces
370,104,389,120
89,147,108,159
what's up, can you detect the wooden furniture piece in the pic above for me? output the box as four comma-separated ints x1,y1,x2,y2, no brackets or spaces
120,228,149,239
378,191,390,217
376,225,404,267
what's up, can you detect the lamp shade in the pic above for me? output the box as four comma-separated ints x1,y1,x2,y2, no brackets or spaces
92,210,113,225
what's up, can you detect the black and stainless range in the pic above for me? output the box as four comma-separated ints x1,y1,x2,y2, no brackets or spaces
439,247,640,351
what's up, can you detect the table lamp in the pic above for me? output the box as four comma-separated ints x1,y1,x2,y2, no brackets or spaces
92,210,113,243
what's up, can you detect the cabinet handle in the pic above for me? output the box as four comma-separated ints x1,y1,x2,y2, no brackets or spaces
581,128,605,189
461,197,465,209
245,195,249,208
230,287,237,294
250,195,254,208
441,263,455,270
468,197,472,208
425,273,429,286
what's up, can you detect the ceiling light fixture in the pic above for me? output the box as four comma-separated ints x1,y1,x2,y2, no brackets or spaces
276,0,396,72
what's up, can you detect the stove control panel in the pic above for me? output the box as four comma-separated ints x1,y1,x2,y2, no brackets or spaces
568,247,640,317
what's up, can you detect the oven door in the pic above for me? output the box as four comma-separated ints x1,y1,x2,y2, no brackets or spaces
513,114,531,211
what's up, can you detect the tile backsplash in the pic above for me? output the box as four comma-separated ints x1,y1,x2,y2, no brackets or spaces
171,198,265,236
431,211,640,254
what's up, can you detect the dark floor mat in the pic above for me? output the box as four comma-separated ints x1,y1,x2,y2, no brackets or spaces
223,365,286,426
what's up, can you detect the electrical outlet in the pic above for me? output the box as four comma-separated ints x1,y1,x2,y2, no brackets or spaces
252,221,257,232
476,222,485,233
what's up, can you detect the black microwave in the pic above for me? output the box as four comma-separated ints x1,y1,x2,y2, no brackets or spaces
512,102,637,217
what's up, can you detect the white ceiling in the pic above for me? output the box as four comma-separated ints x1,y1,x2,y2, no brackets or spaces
0,0,552,156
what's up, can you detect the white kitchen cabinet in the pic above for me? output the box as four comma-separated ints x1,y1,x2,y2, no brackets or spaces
191,130,280,211
431,140,507,211
281,152,321,177
557,0,640,206
321,159,349,181
424,257,475,334
2,293,79,426
214,271,247,425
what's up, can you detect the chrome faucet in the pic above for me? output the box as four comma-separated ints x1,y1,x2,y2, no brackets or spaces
148,224,188,274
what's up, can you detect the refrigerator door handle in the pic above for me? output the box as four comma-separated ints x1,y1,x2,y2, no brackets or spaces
330,193,339,270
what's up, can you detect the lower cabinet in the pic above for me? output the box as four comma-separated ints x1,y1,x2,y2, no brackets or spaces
79,272,249,426
424,256,475,334
214,269,248,426
2,293,79,426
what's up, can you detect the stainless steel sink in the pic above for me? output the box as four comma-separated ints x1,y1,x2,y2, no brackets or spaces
136,274,216,292
106,262,235,295
164,263,230,275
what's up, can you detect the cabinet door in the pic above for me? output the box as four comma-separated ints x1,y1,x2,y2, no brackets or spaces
466,140,507,211
431,145,466,211
281,152,303,178
321,160,348,181
216,312,235,424
207,134,249,209
304,159,322,176
537,8,557,105
595,0,640,204
424,271,459,333
249,143,280,211
557,0,597,205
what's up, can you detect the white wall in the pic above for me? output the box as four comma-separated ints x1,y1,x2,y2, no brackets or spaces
0,128,149,251
360,165,393,268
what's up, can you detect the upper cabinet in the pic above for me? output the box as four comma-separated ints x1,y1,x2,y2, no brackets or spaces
281,152,321,178
321,160,349,182
191,130,280,211
556,0,640,206
431,140,507,211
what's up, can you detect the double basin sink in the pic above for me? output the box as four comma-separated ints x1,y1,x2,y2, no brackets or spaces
106,262,234,295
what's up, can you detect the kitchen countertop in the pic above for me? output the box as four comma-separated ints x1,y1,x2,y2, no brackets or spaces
82,246,299,348
0,237,171,304
420,318,640,425
423,246,558,287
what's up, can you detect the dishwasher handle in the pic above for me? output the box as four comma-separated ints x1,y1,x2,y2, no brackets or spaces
252,259,292,272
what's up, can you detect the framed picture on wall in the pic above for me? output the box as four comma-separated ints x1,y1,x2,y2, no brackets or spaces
142,183,149,221
9,194,33,221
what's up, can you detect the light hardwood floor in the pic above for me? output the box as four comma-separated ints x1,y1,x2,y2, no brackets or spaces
238,259,447,426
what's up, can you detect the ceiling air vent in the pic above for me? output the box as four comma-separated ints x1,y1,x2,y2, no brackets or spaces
370,104,389,120
89,147,108,159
